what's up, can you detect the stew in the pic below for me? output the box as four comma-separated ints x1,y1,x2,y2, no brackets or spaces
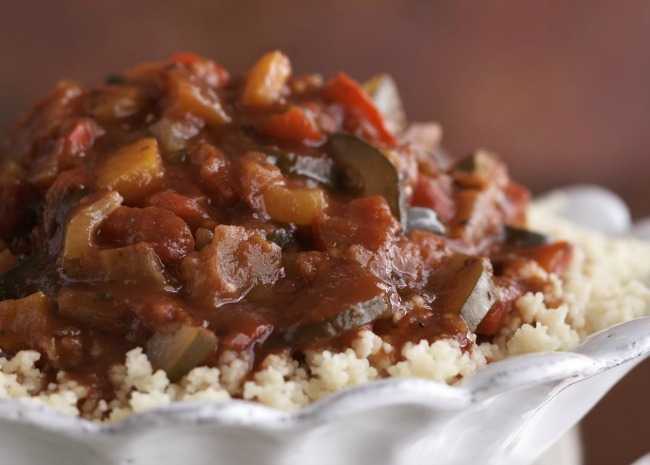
0,51,571,402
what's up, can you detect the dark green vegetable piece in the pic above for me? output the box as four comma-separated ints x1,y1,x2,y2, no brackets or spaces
406,207,446,235
146,325,218,381
504,226,548,247
430,254,495,331
326,133,406,224
363,74,407,135
284,295,389,346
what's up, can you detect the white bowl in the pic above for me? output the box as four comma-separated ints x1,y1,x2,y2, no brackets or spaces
1,186,648,465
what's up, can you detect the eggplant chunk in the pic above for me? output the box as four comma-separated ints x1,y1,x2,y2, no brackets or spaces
284,295,389,346
363,74,407,135
504,226,548,247
146,325,217,381
430,255,495,331
406,207,446,235
326,133,405,224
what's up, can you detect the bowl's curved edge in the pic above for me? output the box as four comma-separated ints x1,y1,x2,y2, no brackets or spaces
0,316,647,440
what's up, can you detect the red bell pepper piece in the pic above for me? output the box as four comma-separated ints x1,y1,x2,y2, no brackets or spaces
258,106,324,145
323,73,396,146
147,190,212,229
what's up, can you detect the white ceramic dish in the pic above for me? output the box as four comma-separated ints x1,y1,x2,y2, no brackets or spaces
0,186,648,465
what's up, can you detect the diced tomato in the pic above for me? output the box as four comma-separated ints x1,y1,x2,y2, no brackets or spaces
237,152,284,211
476,302,508,336
521,241,573,275
411,175,455,223
99,206,195,264
147,190,213,229
216,309,274,352
314,196,399,251
258,106,323,144
181,225,282,310
188,143,238,206
323,73,396,146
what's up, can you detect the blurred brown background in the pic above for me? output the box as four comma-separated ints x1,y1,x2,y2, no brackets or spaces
0,1,648,463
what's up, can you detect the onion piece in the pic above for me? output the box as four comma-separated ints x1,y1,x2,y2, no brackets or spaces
146,325,217,381
62,192,166,287
406,207,446,235
363,74,407,135
62,191,123,275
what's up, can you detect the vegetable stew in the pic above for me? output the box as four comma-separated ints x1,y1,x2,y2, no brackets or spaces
0,51,571,405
